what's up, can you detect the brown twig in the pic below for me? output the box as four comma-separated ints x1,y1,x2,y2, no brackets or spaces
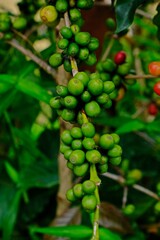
102,172,160,201
125,74,156,79
7,39,56,79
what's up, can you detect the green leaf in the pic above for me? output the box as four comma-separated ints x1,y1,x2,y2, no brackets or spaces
30,225,93,239
2,190,22,240
153,3,160,41
115,0,146,34
4,162,20,184
99,228,122,240
116,120,145,134
0,88,17,117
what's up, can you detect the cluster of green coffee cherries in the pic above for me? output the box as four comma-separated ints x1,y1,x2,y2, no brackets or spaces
60,122,122,210
50,70,118,122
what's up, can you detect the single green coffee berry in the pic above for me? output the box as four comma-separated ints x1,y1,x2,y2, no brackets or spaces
98,163,108,173
78,48,89,60
96,93,109,105
127,169,142,182
64,95,78,109
112,75,122,86
75,71,90,87
67,42,79,57
85,101,101,117
82,194,97,212
56,85,68,97
103,81,115,94
60,26,73,39
123,204,135,216
71,24,80,35
90,72,100,80
117,63,130,75
109,156,122,165
49,53,63,68
111,133,120,144
61,129,73,145
73,162,89,177
64,149,72,160
55,0,68,13
102,59,116,72
60,143,71,154
81,122,95,138
58,38,69,50
105,18,116,30
70,127,83,139
81,91,92,103
82,180,96,194
154,202,160,214
103,99,112,108
75,31,91,46
99,155,108,164
63,59,72,73
69,8,82,22
99,134,114,150
67,161,74,170
100,73,111,82
68,78,84,96
50,97,61,109
108,144,122,158
96,62,103,72
87,78,104,96
82,138,95,150
77,0,94,9
71,139,83,150
66,188,76,202
109,89,118,100
61,109,75,122
40,5,58,23
88,37,99,52
13,16,27,30
69,149,85,165
86,149,101,164
73,183,84,198
84,53,97,66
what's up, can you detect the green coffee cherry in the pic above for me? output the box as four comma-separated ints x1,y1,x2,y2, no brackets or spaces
50,97,61,109
49,53,63,68
77,0,94,9
103,81,115,94
154,202,160,214
75,32,91,46
100,73,111,82
103,99,112,108
111,133,120,144
109,156,122,165
69,8,82,22
73,162,89,177
96,93,109,105
81,122,95,138
86,149,101,164
123,204,135,216
112,75,122,86
63,59,72,72
60,143,71,154
64,149,72,160
88,37,99,52
61,109,75,122
70,127,83,138
90,72,100,80
66,188,76,202
13,16,27,30
78,48,89,60
99,134,114,149
69,149,85,165
109,89,118,100
81,91,92,103
75,71,90,87
84,53,97,66
71,139,83,150
67,161,74,170
68,78,84,96
108,145,122,158
70,24,80,35
127,169,143,182
58,38,69,50
40,5,58,23
99,156,108,164
82,138,95,150
55,0,68,13
85,101,101,117
82,195,97,212
102,59,116,72
56,85,68,97
87,78,104,96
60,26,73,39
61,130,73,145
73,183,84,198
117,63,130,75
82,180,96,194
64,95,78,109
98,163,108,173
67,42,79,57
105,18,116,30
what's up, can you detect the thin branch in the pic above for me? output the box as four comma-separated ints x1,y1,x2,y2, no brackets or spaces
7,39,56,79
122,186,128,208
125,74,156,79
101,35,117,61
102,172,160,201
135,9,152,20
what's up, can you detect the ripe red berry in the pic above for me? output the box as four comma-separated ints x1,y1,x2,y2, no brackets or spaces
148,62,160,76
148,103,158,116
153,81,160,96
114,51,126,65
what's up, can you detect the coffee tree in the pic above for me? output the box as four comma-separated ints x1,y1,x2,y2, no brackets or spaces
0,0,160,239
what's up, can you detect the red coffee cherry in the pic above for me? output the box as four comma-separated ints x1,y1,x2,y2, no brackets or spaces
148,62,160,76
148,103,158,116
114,51,126,65
153,82,160,96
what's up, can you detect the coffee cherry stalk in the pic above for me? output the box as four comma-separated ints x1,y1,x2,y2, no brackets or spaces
40,1,123,239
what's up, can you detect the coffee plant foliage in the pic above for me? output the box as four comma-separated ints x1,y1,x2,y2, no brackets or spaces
0,0,160,240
